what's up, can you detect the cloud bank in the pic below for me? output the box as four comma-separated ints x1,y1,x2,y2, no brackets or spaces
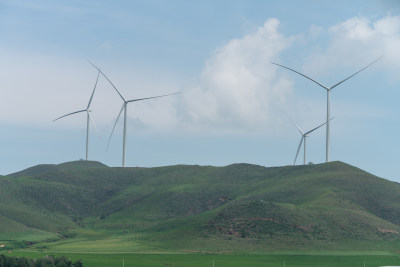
304,15,400,75
179,19,294,133
1,15,399,136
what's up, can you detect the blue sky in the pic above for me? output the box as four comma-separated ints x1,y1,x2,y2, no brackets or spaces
1,0,400,181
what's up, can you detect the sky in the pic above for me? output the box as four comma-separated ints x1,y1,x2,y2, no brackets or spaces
1,0,400,181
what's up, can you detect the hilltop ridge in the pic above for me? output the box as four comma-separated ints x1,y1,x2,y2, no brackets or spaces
8,160,108,177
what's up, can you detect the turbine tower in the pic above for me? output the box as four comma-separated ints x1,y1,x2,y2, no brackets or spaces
289,117,330,165
272,56,382,162
89,62,179,167
53,70,101,160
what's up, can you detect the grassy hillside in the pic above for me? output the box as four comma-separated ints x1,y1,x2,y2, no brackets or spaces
1,161,400,252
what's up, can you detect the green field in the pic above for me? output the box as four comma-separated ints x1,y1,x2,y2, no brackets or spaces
6,251,400,267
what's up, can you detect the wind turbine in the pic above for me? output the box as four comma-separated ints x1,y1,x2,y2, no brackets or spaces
89,62,179,167
289,117,331,165
272,56,382,162
53,70,101,160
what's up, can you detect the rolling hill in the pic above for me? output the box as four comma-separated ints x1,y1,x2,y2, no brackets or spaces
1,160,400,252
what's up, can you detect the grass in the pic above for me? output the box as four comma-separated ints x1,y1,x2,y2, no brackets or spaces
6,251,400,267
0,230,58,243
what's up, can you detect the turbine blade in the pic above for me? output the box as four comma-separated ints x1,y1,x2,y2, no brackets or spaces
53,109,87,122
88,61,126,102
271,62,329,90
305,122,327,135
88,112,102,141
127,91,180,103
284,112,304,135
107,103,126,151
330,56,383,90
294,137,304,165
305,117,335,135
87,70,101,109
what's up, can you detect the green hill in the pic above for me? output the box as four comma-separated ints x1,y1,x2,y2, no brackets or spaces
8,160,108,178
1,161,400,252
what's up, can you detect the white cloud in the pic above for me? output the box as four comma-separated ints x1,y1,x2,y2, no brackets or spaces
180,19,295,133
303,15,400,76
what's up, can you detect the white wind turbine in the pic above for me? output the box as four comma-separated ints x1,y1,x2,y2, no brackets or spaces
289,117,331,165
272,56,382,163
89,62,179,167
53,70,101,160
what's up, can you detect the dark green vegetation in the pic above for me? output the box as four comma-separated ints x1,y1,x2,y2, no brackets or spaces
0,254,82,267
1,160,400,254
